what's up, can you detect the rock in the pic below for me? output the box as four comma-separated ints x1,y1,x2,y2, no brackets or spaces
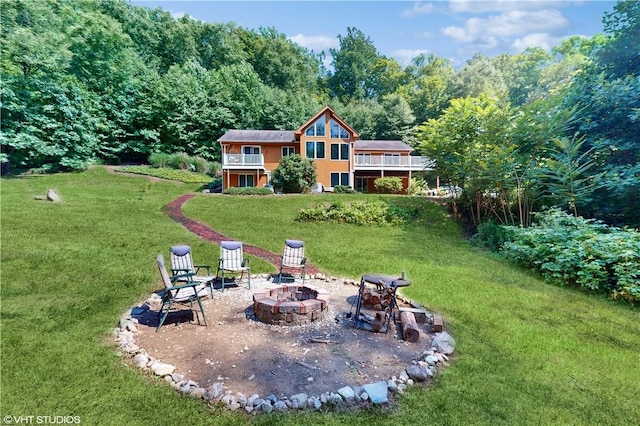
398,371,409,383
151,362,175,376
386,379,398,392
205,383,225,401
360,392,369,401
189,388,206,399
308,397,322,410
266,394,277,404
47,189,62,202
260,401,273,413
247,394,260,407
132,353,148,368
328,393,343,404
425,355,438,365
431,332,456,355
406,364,429,382
363,381,389,404
337,386,355,401
273,400,288,412
290,393,308,408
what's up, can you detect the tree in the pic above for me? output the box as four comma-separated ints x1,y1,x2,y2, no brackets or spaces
271,154,317,193
329,27,380,101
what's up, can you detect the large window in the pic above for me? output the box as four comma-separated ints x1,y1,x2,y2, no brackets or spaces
330,119,349,139
305,118,325,137
282,146,295,157
238,174,255,187
331,143,350,160
306,141,325,159
330,172,349,187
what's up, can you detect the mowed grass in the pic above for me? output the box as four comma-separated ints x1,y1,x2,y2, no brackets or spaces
2,167,639,425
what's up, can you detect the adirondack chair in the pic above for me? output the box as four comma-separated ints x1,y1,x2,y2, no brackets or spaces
216,241,251,291
169,245,215,297
278,239,307,284
156,254,208,331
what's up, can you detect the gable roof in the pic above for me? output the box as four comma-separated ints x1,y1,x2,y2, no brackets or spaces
294,106,359,139
354,140,413,152
218,129,295,144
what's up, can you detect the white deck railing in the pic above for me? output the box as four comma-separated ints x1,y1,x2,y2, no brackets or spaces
354,155,434,170
222,154,264,167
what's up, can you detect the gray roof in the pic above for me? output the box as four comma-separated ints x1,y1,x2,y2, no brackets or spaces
354,140,413,151
218,129,295,143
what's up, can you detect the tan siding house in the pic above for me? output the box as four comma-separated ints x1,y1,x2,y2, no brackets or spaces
218,106,433,193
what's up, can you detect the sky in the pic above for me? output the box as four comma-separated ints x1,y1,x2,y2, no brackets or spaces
132,0,616,69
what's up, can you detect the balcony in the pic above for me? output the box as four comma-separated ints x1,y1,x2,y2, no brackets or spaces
222,153,265,169
354,155,434,171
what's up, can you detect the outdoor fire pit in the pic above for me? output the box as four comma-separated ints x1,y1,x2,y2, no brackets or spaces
252,284,330,326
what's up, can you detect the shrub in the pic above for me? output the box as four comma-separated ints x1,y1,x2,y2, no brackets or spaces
296,200,418,226
167,152,192,170
374,177,403,194
407,177,429,196
502,209,640,302
271,154,317,193
470,221,514,252
223,187,274,196
149,152,171,168
334,185,356,194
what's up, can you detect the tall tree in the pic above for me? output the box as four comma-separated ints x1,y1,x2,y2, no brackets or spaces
329,27,380,101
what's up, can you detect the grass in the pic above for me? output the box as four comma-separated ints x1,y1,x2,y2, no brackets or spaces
2,167,639,425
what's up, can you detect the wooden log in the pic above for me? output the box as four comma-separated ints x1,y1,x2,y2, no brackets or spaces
399,307,428,324
370,295,381,305
432,314,443,332
372,312,385,332
400,311,420,343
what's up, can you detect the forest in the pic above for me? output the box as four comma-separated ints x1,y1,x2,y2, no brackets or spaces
1,0,638,227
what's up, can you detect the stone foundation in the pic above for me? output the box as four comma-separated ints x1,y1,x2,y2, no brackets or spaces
252,284,330,326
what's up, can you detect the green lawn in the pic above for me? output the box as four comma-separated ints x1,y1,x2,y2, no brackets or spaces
2,167,639,425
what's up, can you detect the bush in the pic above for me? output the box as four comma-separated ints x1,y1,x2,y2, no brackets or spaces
296,200,418,226
149,152,219,177
271,154,317,193
223,187,274,196
502,209,640,302
149,152,171,168
334,185,356,194
407,177,429,196
374,177,403,194
470,221,514,252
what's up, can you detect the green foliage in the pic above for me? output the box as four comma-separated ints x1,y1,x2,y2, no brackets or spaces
148,152,219,176
271,154,317,193
407,177,429,195
470,221,514,252
222,187,274,196
502,209,640,302
374,177,403,194
113,165,212,183
296,200,419,226
333,185,356,194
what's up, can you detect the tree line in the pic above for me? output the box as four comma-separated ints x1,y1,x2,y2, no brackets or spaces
1,0,638,226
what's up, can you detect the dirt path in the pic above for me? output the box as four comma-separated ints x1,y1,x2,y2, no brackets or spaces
162,194,320,274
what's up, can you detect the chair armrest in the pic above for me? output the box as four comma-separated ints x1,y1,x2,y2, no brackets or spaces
194,264,211,275
169,271,196,283
171,267,191,275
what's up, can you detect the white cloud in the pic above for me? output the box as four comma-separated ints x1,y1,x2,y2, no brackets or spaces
448,0,572,14
170,10,186,19
512,33,563,51
288,34,339,53
402,1,435,17
442,9,571,52
393,48,430,65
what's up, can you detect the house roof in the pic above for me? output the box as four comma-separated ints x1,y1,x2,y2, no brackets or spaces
294,106,359,139
218,129,295,144
354,140,413,152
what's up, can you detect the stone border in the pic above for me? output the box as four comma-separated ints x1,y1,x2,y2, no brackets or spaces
114,275,456,414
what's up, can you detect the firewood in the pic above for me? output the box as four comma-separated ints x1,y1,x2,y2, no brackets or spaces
400,311,420,343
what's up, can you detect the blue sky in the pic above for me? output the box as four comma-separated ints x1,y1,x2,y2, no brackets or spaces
132,1,616,69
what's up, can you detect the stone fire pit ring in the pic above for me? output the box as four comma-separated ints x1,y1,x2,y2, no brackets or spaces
252,284,330,326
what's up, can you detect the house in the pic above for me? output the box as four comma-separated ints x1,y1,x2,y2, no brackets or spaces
217,106,433,193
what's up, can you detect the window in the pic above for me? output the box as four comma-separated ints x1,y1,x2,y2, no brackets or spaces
242,146,261,164
330,119,349,139
282,146,295,157
355,177,368,192
305,117,325,136
238,174,255,187
306,141,325,159
330,172,349,187
331,143,350,160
